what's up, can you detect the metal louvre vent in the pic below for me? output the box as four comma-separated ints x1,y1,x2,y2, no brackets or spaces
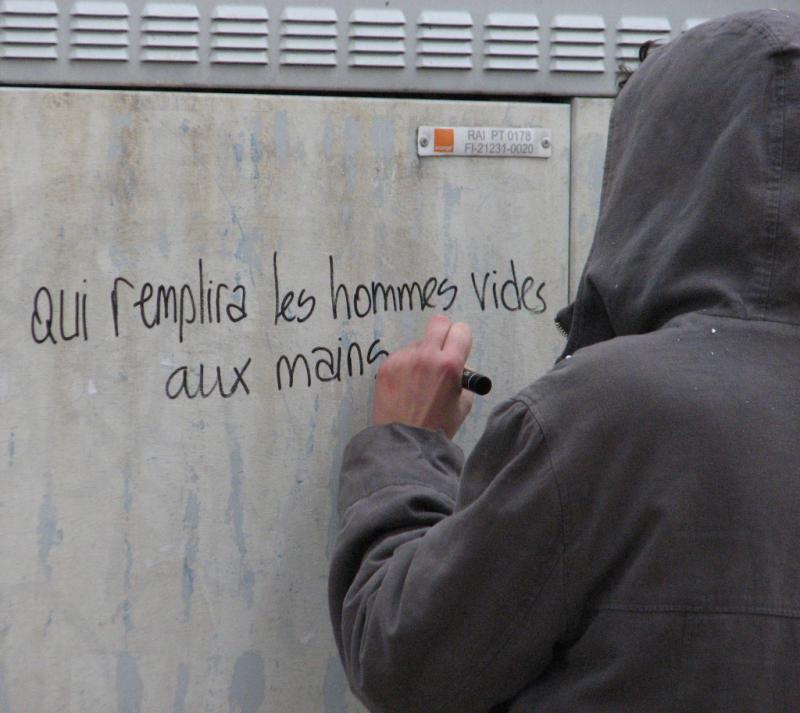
69,1,128,61
616,16,670,68
211,4,268,65
0,1,775,96
416,10,472,70
348,8,404,69
483,12,538,72
550,14,605,74
280,6,337,67
0,0,58,59
141,2,199,63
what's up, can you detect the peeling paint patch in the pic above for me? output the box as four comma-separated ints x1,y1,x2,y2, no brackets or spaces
109,244,131,271
37,474,63,578
234,225,252,264
441,182,464,274
328,393,354,557
0,664,9,713
323,656,348,713
442,181,463,234
116,652,143,713
340,117,361,226
122,537,134,634
344,117,360,177
226,437,255,607
172,662,189,713
322,116,335,159
370,117,396,208
121,463,134,633
112,114,131,130
340,202,352,227
230,207,263,284
305,394,319,456
249,133,263,179
241,569,255,600
108,121,137,202
233,143,244,168
371,116,394,164
273,111,289,164
158,230,171,258
228,651,265,713
122,464,133,514
182,490,200,621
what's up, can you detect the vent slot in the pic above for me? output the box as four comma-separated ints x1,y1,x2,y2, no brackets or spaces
348,8,404,68
616,16,670,68
280,6,337,66
0,0,58,59
483,12,538,71
69,1,128,61
141,2,199,63
550,14,605,74
416,10,472,70
211,4,268,65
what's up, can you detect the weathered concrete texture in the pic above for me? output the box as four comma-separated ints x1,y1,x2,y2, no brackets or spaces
228,651,266,713
172,663,189,713
116,652,143,713
570,98,615,299
0,89,576,711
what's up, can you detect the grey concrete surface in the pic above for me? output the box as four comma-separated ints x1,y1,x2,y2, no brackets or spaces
0,89,572,712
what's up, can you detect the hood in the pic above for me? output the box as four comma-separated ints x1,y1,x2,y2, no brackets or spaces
559,9,800,358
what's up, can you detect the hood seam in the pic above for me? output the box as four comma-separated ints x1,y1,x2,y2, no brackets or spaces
744,16,787,320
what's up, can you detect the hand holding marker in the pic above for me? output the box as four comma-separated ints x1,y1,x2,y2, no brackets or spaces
462,368,492,395
372,317,489,439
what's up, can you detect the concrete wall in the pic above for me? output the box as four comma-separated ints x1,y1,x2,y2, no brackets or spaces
0,89,583,712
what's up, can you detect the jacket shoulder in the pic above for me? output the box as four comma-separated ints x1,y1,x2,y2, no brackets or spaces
519,330,678,425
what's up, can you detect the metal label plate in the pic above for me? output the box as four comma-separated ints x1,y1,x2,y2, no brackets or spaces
417,126,552,158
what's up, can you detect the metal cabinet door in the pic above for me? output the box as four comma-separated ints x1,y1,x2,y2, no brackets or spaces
0,89,569,712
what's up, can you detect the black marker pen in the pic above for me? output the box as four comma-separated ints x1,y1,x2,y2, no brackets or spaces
461,368,492,396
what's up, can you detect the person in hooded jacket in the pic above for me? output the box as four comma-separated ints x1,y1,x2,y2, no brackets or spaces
328,9,800,712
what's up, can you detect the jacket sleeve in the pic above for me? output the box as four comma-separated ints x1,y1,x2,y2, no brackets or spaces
328,398,568,713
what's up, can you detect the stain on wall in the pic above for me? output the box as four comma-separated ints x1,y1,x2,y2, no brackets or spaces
226,432,255,608
182,486,200,621
0,90,575,713
172,662,189,713
0,664,9,713
116,652,143,713
228,651,265,713
37,471,63,579
323,656,348,713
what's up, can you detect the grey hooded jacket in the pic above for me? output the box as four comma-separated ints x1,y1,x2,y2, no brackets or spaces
328,10,800,712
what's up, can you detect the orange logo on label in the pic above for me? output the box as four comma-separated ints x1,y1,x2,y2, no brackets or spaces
434,128,455,153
